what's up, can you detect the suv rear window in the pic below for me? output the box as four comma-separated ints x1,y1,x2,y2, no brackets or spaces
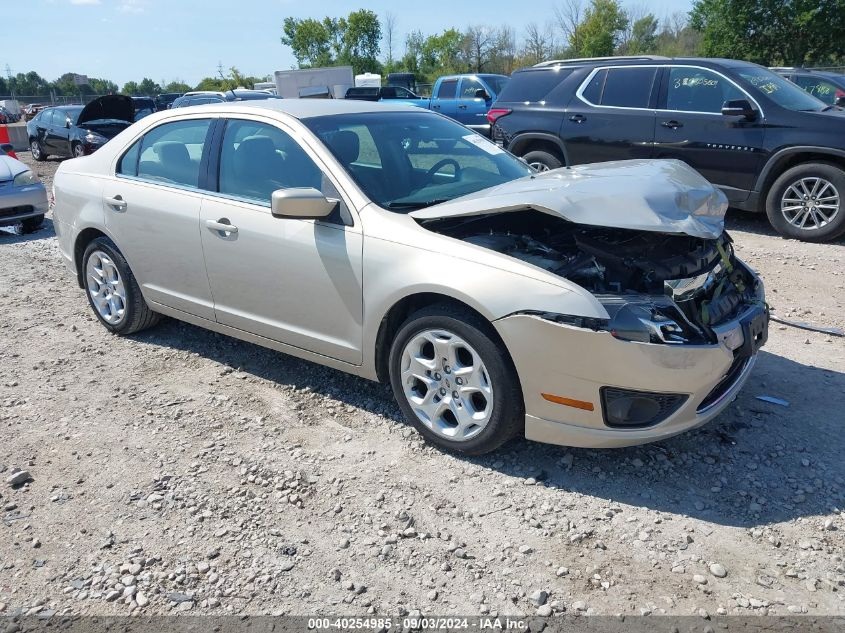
582,67,657,108
497,69,574,102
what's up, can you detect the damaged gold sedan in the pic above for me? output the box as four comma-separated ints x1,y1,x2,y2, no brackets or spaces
53,100,768,454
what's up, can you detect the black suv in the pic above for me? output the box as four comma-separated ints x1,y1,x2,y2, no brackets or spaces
490,56,845,241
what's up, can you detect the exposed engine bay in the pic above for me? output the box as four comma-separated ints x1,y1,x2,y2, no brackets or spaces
420,210,764,345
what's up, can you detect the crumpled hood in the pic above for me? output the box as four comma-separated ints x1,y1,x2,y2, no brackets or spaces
77,94,134,125
0,155,27,182
409,159,728,239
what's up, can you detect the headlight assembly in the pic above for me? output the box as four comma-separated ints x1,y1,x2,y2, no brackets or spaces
13,170,39,186
84,132,107,144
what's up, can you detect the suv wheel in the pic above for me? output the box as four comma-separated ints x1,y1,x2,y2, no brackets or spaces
72,143,85,158
388,304,524,455
766,163,845,241
82,237,160,335
522,150,562,173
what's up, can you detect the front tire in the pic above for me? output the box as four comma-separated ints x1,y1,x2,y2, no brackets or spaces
72,142,85,158
522,149,562,173
766,162,845,242
82,237,160,335
388,304,524,455
30,140,46,161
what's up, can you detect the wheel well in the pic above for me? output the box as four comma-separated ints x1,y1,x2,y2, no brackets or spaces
759,152,845,211
374,293,502,384
73,228,108,288
518,139,566,165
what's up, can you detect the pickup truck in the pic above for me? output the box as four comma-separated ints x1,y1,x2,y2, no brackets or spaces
344,74,510,136
427,74,509,136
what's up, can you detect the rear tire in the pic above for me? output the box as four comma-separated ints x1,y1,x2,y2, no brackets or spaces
72,142,85,158
388,304,524,455
766,162,845,242
522,149,562,172
82,237,160,335
30,140,46,161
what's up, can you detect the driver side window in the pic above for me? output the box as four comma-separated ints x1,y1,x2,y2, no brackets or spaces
666,67,745,113
218,120,324,204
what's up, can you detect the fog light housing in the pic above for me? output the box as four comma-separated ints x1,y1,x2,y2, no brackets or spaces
600,387,688,428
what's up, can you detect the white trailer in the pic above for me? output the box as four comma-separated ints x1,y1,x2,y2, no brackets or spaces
0,100,21,116
273,67,354,99
355,73,381,88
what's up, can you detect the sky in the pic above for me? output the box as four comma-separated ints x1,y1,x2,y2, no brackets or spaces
6,0,693,89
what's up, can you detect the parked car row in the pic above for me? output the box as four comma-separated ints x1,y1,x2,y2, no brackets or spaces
488,56,845,242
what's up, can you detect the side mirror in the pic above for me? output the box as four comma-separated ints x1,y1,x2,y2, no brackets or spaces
0,143,13,153
475,88,491,100
836,95,845,108
65,119,72,129
721,99,758,120
271,187,338,219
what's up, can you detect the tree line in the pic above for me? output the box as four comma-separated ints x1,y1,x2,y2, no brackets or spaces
4,0,845,99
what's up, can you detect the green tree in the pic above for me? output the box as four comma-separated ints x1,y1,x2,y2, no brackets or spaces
89,78,119,94
122,81,140,96
574,0,628,57
281,9,382,74
137,78,162,96
690,0,845,66
164,81,192,93
9,71,51,96
626,14,659,54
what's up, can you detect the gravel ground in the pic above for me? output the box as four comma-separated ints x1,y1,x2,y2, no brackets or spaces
1,154,844,620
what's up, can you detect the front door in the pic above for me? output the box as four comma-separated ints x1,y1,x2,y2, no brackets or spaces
562,65,659,165
103,117,217,319
653,66,766,204
199,118,364,364
455,77,493,130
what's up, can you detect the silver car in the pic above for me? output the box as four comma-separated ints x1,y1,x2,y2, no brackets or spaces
0,143,48,233
52,100,768,454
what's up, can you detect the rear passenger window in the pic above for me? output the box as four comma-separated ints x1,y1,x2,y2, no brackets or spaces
218,120,323,204
135,119,211,188
600,67,657,108
581,69,607,104
117,140,141,176
498,69,574,102
436,79,458,99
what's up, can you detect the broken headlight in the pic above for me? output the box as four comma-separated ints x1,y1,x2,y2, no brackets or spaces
598,296,703,345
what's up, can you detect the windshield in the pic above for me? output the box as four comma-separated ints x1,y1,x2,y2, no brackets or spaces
482,75,509,96
737,67,828,111
304,111,533,211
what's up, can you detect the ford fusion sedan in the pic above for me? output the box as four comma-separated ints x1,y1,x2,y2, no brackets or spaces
27,95,135,160
0,143,48,233
52,100,768,454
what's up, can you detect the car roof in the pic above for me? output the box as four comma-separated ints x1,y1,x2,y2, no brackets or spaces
177,98,425,119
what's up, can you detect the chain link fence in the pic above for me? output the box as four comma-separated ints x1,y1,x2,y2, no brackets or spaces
0,94,109,106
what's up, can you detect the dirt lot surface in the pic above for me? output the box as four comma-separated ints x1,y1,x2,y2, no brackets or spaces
1,154,844,620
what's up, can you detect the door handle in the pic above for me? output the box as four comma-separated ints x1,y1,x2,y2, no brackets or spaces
661,120,683,129
206,218,238,234
458,104,468,110
569,114,587,123
104,195,127,211
431,104,440,110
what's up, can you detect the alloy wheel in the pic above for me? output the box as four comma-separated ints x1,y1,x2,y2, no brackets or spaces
30,141,41,160
73,144,85,158
781,176,840,230
86,250,127,325
529,161,551,173
400,329,494,441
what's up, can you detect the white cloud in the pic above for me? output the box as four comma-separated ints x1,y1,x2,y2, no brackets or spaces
118,0,147,13
70,0,101,5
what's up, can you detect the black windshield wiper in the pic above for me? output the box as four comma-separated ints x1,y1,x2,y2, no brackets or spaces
385,198,452,210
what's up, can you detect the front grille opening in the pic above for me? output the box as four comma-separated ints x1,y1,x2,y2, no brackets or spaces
0,205,34,220
601,387,688,429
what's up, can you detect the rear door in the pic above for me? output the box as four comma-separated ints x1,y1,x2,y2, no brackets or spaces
33,110,53,151
102,116,217,319
429,78,458,120
562,65,660,164
653,65,766,203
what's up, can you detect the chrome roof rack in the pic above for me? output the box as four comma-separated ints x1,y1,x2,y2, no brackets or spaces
533,55,669,67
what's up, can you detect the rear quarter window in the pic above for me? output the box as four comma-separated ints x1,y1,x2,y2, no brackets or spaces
497,69,574,102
